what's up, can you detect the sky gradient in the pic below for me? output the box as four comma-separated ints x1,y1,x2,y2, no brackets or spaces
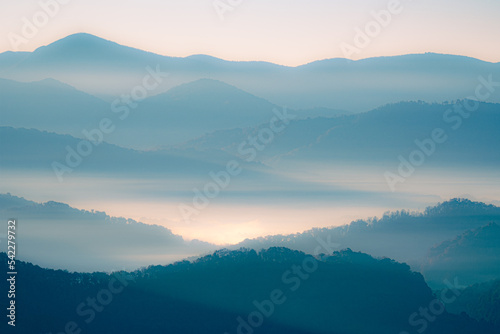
1,0,499,66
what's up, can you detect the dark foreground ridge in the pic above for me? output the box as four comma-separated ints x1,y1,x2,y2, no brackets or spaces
0,248,497,334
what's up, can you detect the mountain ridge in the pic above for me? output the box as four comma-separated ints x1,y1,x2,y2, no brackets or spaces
4,33,498,67
2,33,499,111
1,247,496,334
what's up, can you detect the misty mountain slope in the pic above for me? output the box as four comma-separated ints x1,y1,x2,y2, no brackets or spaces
443,279,500,327
0,248,494,334
0,193,216,272
0,126,268,178
0,76,344,148
0,33,283,98
289,53,500,110
112,78,286,147
0,75,284,148
143,78,275,119
0,77,109,134
422,223,500,286
19,32,166,66
0,51,30,72
183,101,500,167
234,199,500,273
2,33,499,111
294,101,500,165
1,33,175,76
180,114,340,157
2,127,404,218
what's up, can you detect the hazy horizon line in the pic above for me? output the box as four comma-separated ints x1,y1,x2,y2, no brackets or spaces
2,32,499,68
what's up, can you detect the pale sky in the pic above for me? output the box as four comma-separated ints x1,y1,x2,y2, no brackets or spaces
1,0,499,66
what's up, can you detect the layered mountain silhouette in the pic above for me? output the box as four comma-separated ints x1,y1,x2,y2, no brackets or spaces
0,76,278,148
2,192,499,284
0,193,216,271
233,199,500,286
184,101,500,167
422,222,500,286
117,78,285,147
0,126,270,178
0,77,109,134
1,126,407,209
443,279,500,327
0,248,497,334
1,33,499,111
3,96,499,167
0,76,344,148
1,32,499,334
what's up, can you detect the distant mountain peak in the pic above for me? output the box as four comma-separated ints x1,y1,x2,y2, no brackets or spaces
58,32,103,40
182,78,235,88
185,54,225,62
425,198,500,216
30,33,147,63
35,33,115,51
159,78,270,103
32,77,77,90
53,32,115,44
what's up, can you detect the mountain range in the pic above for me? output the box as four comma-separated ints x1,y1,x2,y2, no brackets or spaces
2,193,499,289
0,76,345,148
1,27,499,334
0,193,217,272
1,33,499,112
182,100,500,168
1,248,497,334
